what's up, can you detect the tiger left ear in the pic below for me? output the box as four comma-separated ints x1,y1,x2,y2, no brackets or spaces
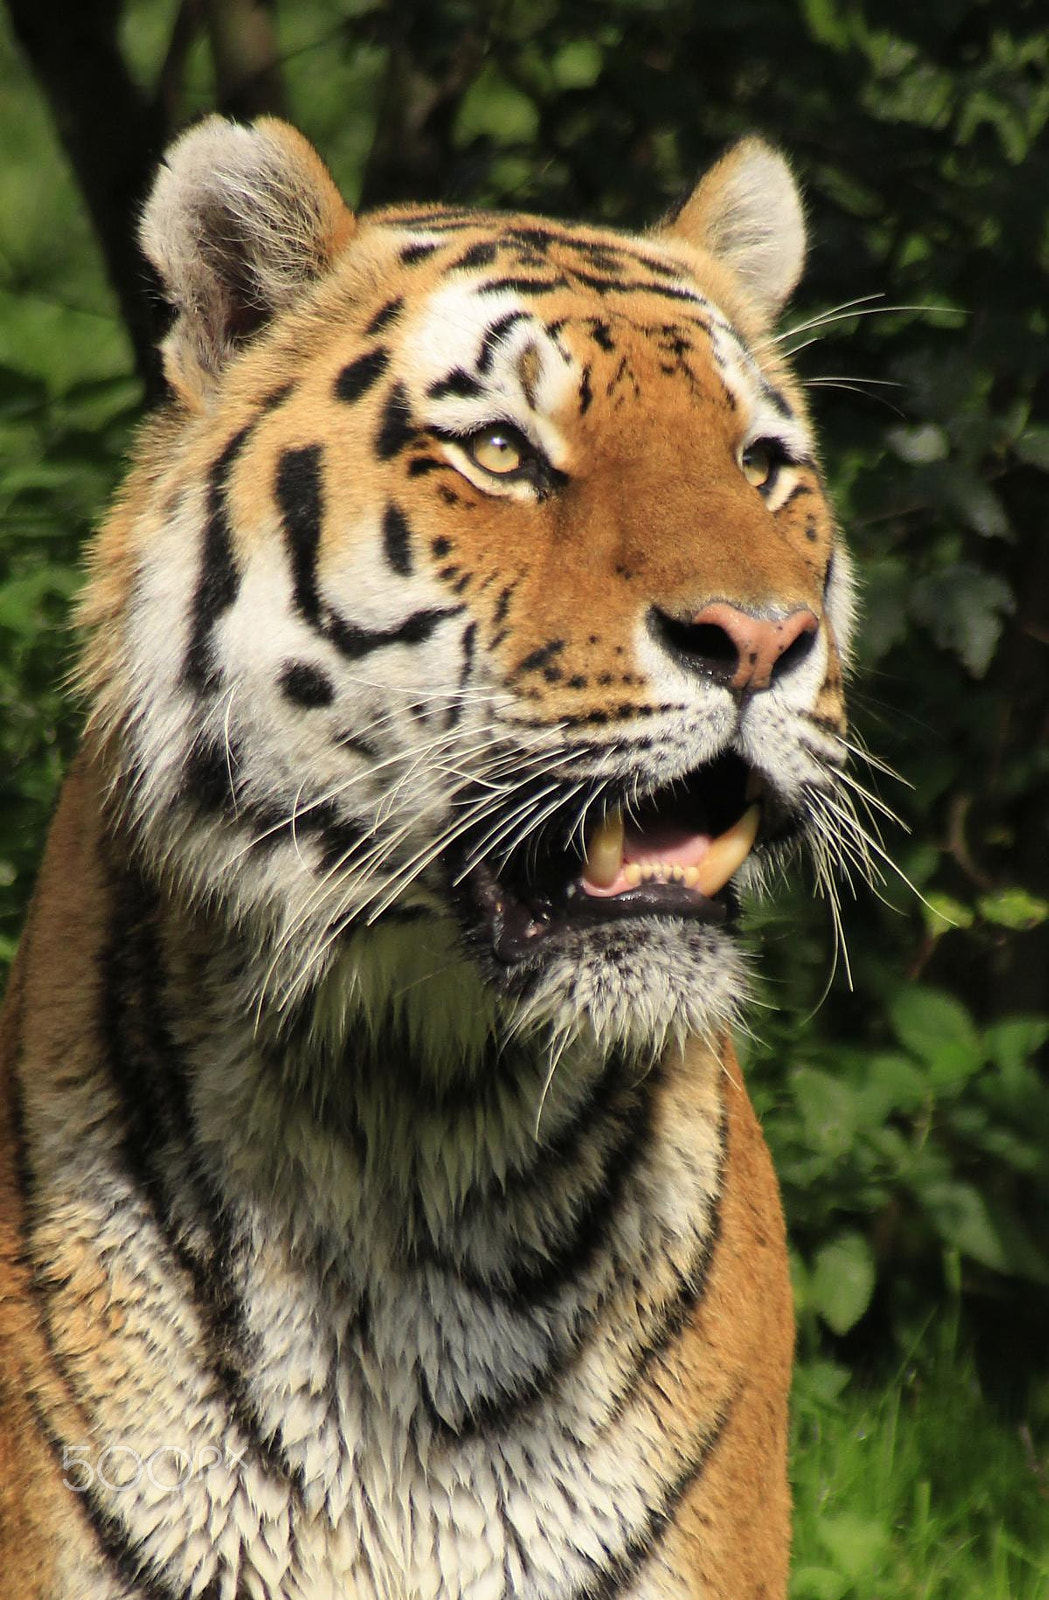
141,116,355,408
659,137,806,324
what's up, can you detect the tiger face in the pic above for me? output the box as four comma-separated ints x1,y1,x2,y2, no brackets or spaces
84,118,853,1063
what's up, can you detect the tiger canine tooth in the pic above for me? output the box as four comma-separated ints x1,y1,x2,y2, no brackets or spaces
694,804,762,898
584,808,624,887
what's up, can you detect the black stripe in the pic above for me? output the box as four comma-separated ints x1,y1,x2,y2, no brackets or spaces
382,501,414,576
502,227,684,282
455,241,499,271
438,1068,653,1308
572,1402,736,1598
477,275,570,297
506,702,687,730
427,367,484,401
762,381,794,417
376,382,416,459
181,731,243,816
400,241,439,264
492,580,518,627
336,728,380,758
514,639,565,677
306,799,368,871
326,604,462,660
503,226,555,251
422,1068,660,1442
601,1111,726,1430
334,346,390,404
780,480,814,512
179,733,369,872
275,444,324,625
381,211,475,229
182,386,290,694
476,312,528,373
98,866,307,1494
278,660,336,708
27,1393,185,1600
568,268,705,306
364,296,404,336
182,429,250,694
445,620,476,728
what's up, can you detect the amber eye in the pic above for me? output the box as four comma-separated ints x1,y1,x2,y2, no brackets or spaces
466,425,527,476
740,440,777,489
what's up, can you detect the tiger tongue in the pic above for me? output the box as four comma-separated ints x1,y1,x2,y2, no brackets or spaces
582,805,760,900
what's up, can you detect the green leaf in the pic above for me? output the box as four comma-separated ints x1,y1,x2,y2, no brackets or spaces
921,1181,1010,1271
857,556,910,662
794,1358,851,1407
977,888,1049,930
810,1233,876,1335
921,891,974,936
889,986,983,1087
1015,425,1049,471
454,65,540,146
885,422,948,463
799,0,852,50
983,1017,1049,1079
0,568,80,632
910,563,1015,676
955,480,1010,539
816,1509,890,1577
790,1568,850,1600
860,1052,929,1118
791,1067,860,1158
551,41,603,90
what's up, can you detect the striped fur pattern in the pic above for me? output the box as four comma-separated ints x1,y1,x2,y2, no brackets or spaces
0,118,854,1597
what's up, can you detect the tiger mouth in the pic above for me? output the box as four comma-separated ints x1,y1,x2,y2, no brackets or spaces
454,752,769,963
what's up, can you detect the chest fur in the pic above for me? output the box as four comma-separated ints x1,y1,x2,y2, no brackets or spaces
22,912,724,1600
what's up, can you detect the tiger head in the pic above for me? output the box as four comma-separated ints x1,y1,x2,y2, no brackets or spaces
82,118,854,1064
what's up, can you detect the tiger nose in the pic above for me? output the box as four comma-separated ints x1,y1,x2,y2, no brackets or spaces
652,602,819,691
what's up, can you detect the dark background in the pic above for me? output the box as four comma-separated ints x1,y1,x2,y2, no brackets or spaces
1,1,1047,1589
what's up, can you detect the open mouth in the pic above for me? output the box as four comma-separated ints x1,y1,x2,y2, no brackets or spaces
453,751,767,963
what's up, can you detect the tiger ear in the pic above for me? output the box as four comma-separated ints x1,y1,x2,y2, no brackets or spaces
660,137,806,324
141,116,355,407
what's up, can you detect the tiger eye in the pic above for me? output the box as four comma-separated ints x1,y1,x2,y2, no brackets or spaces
469,428,524,475
740,441,774,488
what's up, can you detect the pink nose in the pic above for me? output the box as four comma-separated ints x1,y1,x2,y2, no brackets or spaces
689,602,819,692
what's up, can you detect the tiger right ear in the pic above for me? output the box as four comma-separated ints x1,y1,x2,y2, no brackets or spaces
141,116,355,408
659,137,806,326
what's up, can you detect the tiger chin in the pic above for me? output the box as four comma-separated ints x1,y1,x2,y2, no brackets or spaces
0,116,857,1599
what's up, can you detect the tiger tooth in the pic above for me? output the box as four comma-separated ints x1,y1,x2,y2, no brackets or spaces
584,808,624,888
683,866,699,888
624,863,642,887
694,804,762,899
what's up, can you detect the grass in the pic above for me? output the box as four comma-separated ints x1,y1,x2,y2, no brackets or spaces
790,1343,1049,1599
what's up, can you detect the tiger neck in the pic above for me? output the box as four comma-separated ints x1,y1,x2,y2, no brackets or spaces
112,850,671,1261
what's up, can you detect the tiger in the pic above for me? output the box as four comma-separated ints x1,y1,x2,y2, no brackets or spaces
0,115,855,1599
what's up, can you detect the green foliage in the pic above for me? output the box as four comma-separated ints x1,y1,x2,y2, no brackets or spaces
0,362,139,962
791,1341,1049,1598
